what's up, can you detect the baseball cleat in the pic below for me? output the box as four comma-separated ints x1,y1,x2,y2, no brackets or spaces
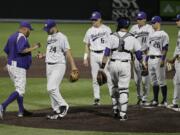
93,99,100,106
112,109,119,118
136,99,142,105
46,111,62,120
0,105,4,120
158,101,168,107
168,104,179,108
119,114,128,121
149,100,159,107
59,105,69,118
167,104,180,112
17,109,33,117
141,101,150,106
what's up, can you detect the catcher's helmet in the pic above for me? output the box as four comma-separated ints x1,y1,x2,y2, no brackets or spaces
116,17,130,31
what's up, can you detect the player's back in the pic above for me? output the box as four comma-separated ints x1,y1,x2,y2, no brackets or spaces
109,31,141,60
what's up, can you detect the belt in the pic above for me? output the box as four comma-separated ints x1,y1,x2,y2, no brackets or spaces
110,59,129,62
47,62,57,65
149,55,161,59
91,50,104,53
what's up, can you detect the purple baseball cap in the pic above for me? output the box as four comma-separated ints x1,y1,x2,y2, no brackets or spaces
90,11,101,20
43,19,56,32
136,11,147,20
151,16,162,24
176,14,180,21
20,21,33,30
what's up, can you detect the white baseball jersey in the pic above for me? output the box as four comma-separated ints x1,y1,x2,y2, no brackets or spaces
83,24,111,51
130,24,154,51
46,32,70,64
148,30,169,56
173,30,180,57
107,31,141,60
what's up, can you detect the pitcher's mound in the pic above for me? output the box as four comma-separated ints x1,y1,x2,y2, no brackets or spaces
0,105,180,133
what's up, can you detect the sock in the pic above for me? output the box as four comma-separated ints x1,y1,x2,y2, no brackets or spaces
153,85,159,102
17,95,24,113
161,85,167,102
2,91,19,110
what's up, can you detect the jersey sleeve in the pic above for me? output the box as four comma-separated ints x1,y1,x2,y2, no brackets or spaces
62,36,70,52
83,29,90,44
17,36,27,53
129,25,135,34
133,38,141,51
162,32,169,47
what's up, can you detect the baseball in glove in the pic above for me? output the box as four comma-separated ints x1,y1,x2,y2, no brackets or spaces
97,69,107,86
69,69,79,82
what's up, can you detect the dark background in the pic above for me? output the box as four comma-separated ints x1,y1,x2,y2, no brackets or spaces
0,0,175,21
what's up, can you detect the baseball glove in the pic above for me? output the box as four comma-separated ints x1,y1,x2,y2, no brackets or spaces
69,69,79,82
166,62,173,71
97,69,107,86
141,63,148,76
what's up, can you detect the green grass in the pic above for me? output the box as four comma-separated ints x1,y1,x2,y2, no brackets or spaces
0,22,177,58
0,78,178,135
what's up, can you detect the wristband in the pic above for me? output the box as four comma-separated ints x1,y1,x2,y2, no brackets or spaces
161,55,166,61
84,53,88,60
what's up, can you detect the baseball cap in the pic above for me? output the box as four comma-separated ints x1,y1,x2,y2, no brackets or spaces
20,21,33,30
151,16,162,24
176,14,180,21
90,11,101,20
136,11,147,20
43,19,56,32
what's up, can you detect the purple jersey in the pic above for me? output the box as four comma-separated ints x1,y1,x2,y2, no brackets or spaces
4,32,32,69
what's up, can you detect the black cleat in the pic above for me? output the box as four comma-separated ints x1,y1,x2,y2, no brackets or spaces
112,109,119,118
93,99,100,106
119,114,128,121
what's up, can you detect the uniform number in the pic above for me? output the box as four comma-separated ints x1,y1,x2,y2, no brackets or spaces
153,41,160,48
49,46,56,53
101,38,105,44
142,37,147,44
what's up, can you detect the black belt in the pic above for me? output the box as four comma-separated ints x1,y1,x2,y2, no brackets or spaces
91,50,103,53
110,59,129,62
149,55,161,59
47,62,57,65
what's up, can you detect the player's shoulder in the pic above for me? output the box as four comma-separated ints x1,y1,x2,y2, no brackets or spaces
101,24,111,30
56,32,68,40
159,30,169,37
17,32,26,41
130,24,138,31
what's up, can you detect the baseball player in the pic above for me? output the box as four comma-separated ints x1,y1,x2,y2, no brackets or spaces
83,11,113,105
0,21,40,120
130,11,154,105
146,16,169,107
168,14,180,109
37,19,78,120
100,17,145,121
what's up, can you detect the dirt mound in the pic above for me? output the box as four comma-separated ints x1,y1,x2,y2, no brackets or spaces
0,105,180,133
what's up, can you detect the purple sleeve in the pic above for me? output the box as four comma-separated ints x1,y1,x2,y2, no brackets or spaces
135,50,143,61
17,36,27,53
104,47,111,56
162,44,168,51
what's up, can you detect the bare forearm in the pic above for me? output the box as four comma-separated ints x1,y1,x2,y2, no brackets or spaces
66,50,77,69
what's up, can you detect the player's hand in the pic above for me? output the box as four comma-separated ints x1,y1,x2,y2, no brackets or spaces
36,51,44,59
34,42,41,49
83,59,89,67
160,60,165,67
